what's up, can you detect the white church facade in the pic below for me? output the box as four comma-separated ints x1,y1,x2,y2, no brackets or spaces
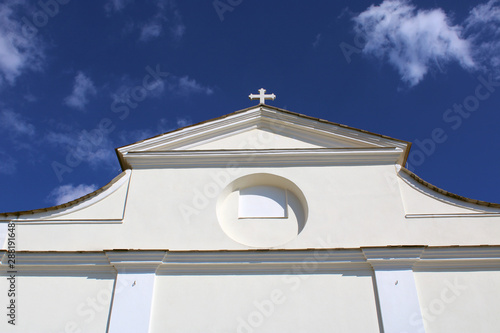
1,91,500,332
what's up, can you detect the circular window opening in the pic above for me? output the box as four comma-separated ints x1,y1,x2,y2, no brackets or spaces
216,173,308,247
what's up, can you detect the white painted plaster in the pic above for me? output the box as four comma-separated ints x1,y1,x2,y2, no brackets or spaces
239,186,287,218
108,272,156,333
373,269,424,333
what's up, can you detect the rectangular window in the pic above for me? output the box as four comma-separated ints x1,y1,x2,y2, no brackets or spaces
238,186,287,218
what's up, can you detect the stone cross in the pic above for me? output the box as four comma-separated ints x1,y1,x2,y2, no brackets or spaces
249,88,276,105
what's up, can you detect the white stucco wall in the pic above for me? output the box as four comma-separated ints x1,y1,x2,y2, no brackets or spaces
414,270,500,333
0,272,115,333
9,164,500,252
150,272,380,333
1,107,499,333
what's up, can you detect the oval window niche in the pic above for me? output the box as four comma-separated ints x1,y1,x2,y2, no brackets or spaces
216,173,308,247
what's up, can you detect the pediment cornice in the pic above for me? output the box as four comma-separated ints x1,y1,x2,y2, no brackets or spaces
116,105,410,169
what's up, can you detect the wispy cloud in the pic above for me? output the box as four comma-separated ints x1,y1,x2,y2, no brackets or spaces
0,110,35,136
118,128,156,144
111,72,212,103
48,184,98,205
153,0,185,40
104,0,131,13
465,0,500,77
111,73,165,107
0,2,45,86
353,0,475,86
107,0,185,42
23,93,37,102
117,116,192,145
176,117,191,128
169,75,214,96
0,151,16,175
140,21,163,41
167,5,185,40
45,129,116,170
64,72,97,110
313,33,322,48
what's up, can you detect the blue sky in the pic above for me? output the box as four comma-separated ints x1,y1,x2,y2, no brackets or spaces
1,0,500,212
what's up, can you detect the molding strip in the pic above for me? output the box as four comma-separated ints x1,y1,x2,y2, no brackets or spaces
124,147,403,168
1,247,499,274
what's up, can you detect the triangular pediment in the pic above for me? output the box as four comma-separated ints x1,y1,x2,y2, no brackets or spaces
116,105,410,169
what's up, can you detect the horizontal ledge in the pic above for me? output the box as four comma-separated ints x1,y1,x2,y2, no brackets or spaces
156,262,372,275
165,249,366,263
2,219,124,224
0,267,117,276
123,147,404,168
406,213,500,219
2,248,499,273
414,259,500,270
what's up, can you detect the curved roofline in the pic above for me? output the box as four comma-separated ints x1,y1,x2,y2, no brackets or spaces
400,167,500,209
0,170,130,218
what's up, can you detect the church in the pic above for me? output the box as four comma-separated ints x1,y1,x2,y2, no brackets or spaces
1,89,500,333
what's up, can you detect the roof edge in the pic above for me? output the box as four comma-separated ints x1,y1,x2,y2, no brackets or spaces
0,170,130,218
400,167,500,209
116,104,412,170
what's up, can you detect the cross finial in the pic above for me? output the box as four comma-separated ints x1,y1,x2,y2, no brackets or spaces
249,88,276,105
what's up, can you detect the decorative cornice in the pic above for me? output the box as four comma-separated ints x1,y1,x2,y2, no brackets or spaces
156,262,372,275
414,247,500,270
1,247,499,274
363,247,425,269
116,105,411,169
0,252,115,275
159,249,370,274
164,249,366,263
117,106,409,153
123,147,403,169
105,251,167,272
1,252,109,265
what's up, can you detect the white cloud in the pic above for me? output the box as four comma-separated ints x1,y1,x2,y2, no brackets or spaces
64,72,97,110
112,73,211,99
45,129,116,170
466,0,500,27
104,0,131,13
170,22,186,40
0,2,45,86
118,128,155,144
0,151,16,175
111,74,165,107
140,2,185,42
107,0,185,42
48,184,98,205
313,33,322,48
176,117,191,128
140,21,163,41
117,117,192,146
0,110,35,136
23,93,37,102
172,76,213,96
353,0,475,86
465,0,500,76
169,8,185,40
